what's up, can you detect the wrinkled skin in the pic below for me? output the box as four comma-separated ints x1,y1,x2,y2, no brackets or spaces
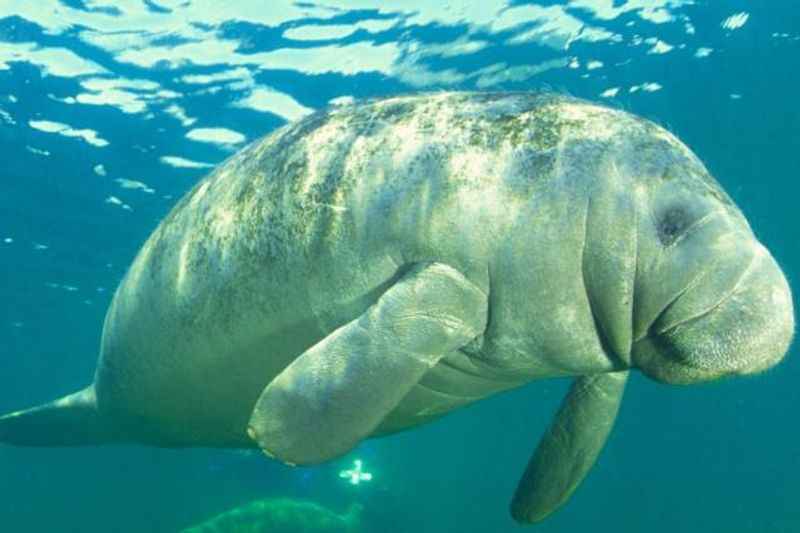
0,92,793,524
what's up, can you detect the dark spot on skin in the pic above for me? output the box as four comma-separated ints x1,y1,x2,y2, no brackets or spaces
502,148,556,195
288,110,330,141
375,101,416,121
657,205,690,246
343,100,418,137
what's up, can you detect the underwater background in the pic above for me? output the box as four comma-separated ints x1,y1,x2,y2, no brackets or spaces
0,1,798,532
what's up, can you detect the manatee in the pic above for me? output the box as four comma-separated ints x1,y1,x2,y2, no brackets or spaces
181,498,361,533
0,92,794,523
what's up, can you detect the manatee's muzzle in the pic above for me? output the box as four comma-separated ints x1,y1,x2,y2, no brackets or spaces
634,243,794,383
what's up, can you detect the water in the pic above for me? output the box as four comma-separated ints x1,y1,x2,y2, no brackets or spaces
1,2,798,532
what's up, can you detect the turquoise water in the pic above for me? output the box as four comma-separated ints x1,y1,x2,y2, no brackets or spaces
1,2,798,532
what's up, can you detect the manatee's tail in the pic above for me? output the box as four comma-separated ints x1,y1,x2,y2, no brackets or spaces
0,386,123,446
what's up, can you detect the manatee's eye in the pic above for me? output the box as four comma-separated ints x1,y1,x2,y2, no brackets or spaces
657,205,690,246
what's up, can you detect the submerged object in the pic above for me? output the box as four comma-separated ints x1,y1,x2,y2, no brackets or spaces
181,497,361,533
339,459,372,485
0,92,793,523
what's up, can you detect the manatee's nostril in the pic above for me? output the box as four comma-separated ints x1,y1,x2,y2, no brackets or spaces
657,206,689,246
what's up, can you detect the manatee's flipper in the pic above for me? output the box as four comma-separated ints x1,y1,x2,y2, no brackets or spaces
511,370,629,523
248,262,488,465
0,386,122,446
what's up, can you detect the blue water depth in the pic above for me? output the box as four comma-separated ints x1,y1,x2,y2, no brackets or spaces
0,1,798,532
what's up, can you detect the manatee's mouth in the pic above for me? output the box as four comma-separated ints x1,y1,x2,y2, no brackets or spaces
633,242,794,383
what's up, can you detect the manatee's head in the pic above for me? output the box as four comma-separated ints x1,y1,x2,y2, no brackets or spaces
620,127,794,384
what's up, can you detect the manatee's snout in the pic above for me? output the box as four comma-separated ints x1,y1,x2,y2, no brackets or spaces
634,242,794,384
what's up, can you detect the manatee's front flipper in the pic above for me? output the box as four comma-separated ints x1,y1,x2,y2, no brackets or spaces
511,370,629,523
248,262,488,465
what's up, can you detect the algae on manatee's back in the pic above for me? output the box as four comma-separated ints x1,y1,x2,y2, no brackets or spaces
181,497,361,533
